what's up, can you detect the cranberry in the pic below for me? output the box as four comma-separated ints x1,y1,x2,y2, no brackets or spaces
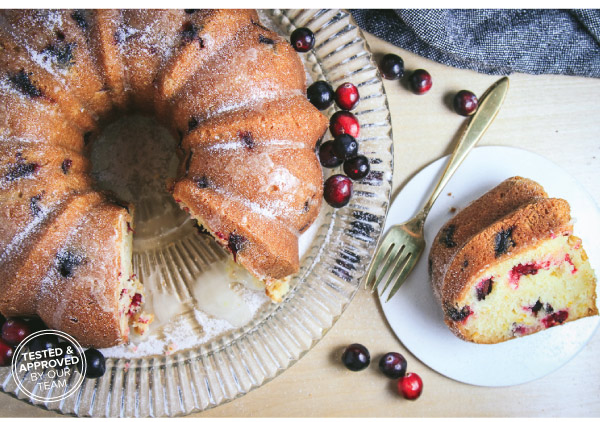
318,141,343,168
335,82,360,110
531,299,544,316
494,227,515,257
409,69,432,95
324,175,353,208
379,53,404,80
343,155,370,180
128,292,143,316
379,352,407,379
332,134,359,161
341,343,370,371
440,224,457,248
61,158,72,174
512,263,539,277
453,90,478,116
330,111,360,138
28,334,60,353
56,249,85,278
542,310,569,328
0,339,14,366
5,162,40,182
8,70,42,98
290,27,315,52
228,233,247,262
398,372,423,400
475,277,493,301
446,305,472,322
307,81,334,110
509,262,540,287
82,348,106,378
2,318,32,346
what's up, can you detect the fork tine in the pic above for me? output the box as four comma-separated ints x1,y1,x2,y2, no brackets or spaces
385,252,416,302
380,249,409,294
364,235,395,289
370,243,402,293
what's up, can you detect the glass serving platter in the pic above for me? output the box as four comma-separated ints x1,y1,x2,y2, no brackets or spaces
0,9,393,417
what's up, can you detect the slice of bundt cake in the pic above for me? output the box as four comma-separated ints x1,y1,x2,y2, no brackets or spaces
430,177,598,343
35,200,149,348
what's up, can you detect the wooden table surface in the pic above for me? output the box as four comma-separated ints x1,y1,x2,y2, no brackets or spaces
2,31,599,418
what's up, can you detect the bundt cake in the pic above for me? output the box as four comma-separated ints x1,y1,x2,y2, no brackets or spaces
0,9,328,347
429,177,598,344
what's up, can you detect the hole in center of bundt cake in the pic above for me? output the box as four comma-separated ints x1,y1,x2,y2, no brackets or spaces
90,114,188,242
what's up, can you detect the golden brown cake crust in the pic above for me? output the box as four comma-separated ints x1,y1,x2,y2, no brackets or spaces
429,177,549,304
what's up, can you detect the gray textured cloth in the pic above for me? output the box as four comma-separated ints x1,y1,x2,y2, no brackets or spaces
351,9,600,78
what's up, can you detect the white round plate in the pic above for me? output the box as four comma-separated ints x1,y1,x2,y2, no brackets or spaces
379,146,600,387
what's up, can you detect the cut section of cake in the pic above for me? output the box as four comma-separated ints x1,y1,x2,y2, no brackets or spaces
429,177,598,344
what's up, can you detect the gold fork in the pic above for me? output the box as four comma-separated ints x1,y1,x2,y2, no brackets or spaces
365,76,510,302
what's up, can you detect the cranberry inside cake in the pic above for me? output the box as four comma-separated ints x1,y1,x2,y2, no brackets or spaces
447,233,597,343
430,177,598,344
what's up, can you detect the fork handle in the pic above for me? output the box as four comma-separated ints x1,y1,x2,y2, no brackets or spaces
419,76,510,220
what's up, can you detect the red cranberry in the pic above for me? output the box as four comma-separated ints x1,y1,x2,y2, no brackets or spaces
335,82,360,110
453,90,478,116
542,310,569,328
324,175,353,208
379,53,404,80
343,155,370,180
319,141,343,168
332,134,359,161
2,318,32,346
409,69,432,95
330,111,360,138
446,305,472,322
398,372,423,400
341,343,370,371
307,81,334,110
0,339,14,366
290,27,315,52
379,352,407,379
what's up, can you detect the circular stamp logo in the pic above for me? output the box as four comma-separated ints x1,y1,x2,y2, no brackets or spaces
11,330,87,403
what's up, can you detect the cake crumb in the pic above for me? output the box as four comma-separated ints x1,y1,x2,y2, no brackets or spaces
449,207,457,214
165,342,178,355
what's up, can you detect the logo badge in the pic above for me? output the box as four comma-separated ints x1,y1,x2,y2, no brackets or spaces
11,329,86,403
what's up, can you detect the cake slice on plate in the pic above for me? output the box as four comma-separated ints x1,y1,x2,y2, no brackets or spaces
429,176,598,344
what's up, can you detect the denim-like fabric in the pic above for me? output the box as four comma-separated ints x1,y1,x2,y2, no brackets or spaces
351,9,600,78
